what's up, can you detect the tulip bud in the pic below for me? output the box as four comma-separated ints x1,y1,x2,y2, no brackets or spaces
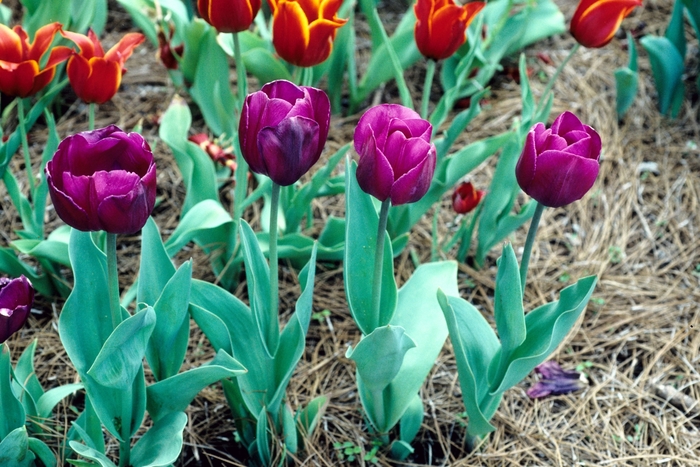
515,111,601,208
0,276,34,343
452,181,484,214
239,80,330,186
198,0,262,33
353,104,436,206
414,0,485,61
46,125,157,234
570,0,642,48
526,361,586,399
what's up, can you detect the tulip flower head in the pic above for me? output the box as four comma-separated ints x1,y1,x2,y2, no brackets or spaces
198,0,262,33
61,29,145,104
268,0,348,67
515,111,601,208
46,125,157,234
157,26,184,70
0,22,72,98
570,0,642,48
452,181,484,214
414,0,485,61
354,104,436,206
0,276,34,344
239,80,330,186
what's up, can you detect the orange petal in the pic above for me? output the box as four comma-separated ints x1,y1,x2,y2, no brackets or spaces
104,33,145,67
82,58,121,104
88,29,105,56
0,23,22,63
273,1,310,66
61,30,97,58
27,22,62,63
0,60,39,97
29,66,57,96
44,45,73,69
301,17,345,66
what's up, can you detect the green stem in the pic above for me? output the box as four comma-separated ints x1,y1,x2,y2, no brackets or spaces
370,199,391,332
106,233,121,331
88,102,95,131
457,203,482,263
430,202,439,262
519,202,545,291
16,98,35,198
300,66,314,87
233,32,247,116
269,183,281,321
534,43,580,119
421,59,436,119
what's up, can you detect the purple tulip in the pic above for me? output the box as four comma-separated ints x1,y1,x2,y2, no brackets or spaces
0,276,34,343
516,111,601,208
353,104,436,205
239,80,330,186
526,360,586,399
46,125,157,235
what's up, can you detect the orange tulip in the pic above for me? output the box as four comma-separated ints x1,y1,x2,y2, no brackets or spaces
0,22,72,98
268,0,347,67
61,29,145,104
198,0,262,33
414,0,485,61
570,0,642,48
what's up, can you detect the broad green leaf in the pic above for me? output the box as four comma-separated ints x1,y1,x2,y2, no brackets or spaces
0,345,25,440
255,406,271,466
438,290,500,437
147,261,192,381
146,350,246,422
37,384,84,420
615,67,639,118
21,1,70,37
389,440,414,461
399,392,423,444
0,426,34,467
0,248,55,297
11,239,70,267
188,305,233,355
164,199,233,257
491,276,597,394
242,48,292,83
640,36,685,116
130,412,187,467
12,340,43,418
296,395,328,437
138,218,176,306
344,159,397,334
70,442,117,467
87,307,156,390
432,89,488,157
27,437,57,467
666,0,687,57
282,404,298,454
349,326,416,392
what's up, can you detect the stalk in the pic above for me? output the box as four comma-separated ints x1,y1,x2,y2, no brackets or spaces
269,183,281,321
16,98,35,197
519,202,545,291
421,59,436,119
233,32,248,114
106,233,121,330
89,102,95,131
370,199,391,331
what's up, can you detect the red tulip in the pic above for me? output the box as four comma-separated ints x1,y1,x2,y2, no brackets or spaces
61,29,145,104
414,0,485,61
198,0,262,33
268,0,347,67
452,181,484,214
0,22,72,98
570,0,642,48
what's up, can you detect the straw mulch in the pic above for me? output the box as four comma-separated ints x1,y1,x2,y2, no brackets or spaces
1,0,699,465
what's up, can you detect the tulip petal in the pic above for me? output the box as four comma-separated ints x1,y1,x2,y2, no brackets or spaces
94,170,147,234
257,116,320,186
526,149,600,207
355,105,422,155
0,60,40,97
303,85,331,148
104,32,145,67
390,144,436,205
516,129,539,191
571,0,641,48
273,1,310,66
356,132,394,202
47,172,93,231
61,30,98,59
0,24,23,63
82,58,121,104
27,22,62,63
550,111,584,134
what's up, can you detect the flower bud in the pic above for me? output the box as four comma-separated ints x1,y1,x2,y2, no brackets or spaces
570,0,642,48
46,125,157,234
354,104,436,205
452,181,484,214
414,0,485,61
198,0,261,33
0,276,34,343
239,80,330,186
515,111,601,208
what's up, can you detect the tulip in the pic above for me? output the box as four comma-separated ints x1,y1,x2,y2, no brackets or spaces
157,26,184,71
414,0,485,61
0,276,34,344
239,80,330,186
354,104,436,206
46,125,156,234
61,29,145,104
570,0,642,48
515,111,601,208
189,133,237,172
198,0,261,33
0,22,72,98
526,361,586,399
268,0,347,67
452,181,484,214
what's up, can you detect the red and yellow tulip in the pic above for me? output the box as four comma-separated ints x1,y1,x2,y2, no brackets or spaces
268,0,347,67
414,0,485,61
0,22,72,98
198,0,261,33
570,0,642,48
61,29,145,104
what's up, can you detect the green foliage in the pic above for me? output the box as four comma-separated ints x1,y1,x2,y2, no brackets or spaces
615,33,639,118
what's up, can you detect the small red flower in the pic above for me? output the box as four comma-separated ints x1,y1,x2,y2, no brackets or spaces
570,0,642,48
189,133,237,172
414,0,485,61
452,181,484,214
157,26,184,70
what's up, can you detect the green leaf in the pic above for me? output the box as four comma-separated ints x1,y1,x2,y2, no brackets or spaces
296,395,328,438
164,199,233,257
36,384,84,420
146,350,246,422
640,35,685,116
255,406,271,466
348,326,416,392
138,218,176,306
0,426,35,467
12,339,43,418
130,412,187,467
188,305,233,355
519,54,535,124
615,68,639,118
27,437,57,467
666,0,687,57
490,276,597,394
1,344,26,440
146,261,192,381
70,442,117,467
282,404,298,454
242,48,292,83
87,307,156,390
344,159,397,334
11,239,70,267
438,290,500,437
399,392,423,445
0,248,55,297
